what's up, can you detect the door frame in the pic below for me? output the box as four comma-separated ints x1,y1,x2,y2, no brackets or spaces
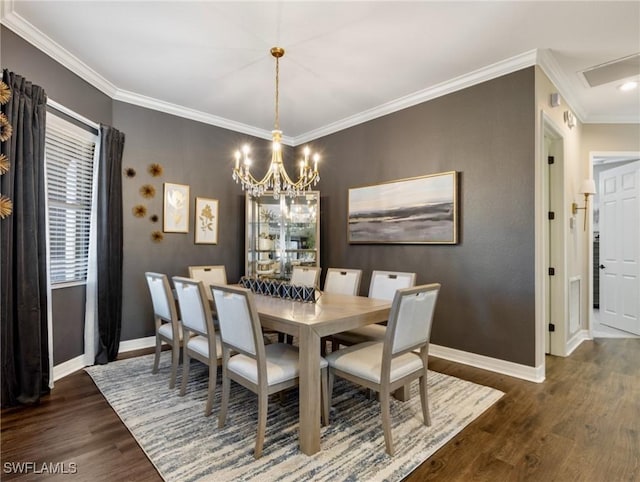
588,151,640,337
540,113,567,358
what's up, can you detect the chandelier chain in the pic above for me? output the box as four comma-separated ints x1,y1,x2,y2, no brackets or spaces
274,55,280,131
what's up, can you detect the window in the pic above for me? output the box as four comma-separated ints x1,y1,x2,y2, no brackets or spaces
45,112,99,286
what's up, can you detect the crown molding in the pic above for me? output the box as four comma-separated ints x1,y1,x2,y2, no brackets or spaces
1,4,118,97
5,7,621,142
113,89,279,143
581,113,640,124
293,50,539,144
536,48,587,123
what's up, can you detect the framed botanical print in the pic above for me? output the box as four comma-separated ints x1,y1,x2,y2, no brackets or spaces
163,182,189,233
195,197,218,244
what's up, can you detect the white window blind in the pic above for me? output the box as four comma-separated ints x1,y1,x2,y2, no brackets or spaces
45,113,99,285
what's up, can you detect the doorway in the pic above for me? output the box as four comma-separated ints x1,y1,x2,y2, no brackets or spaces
590,152,640,338
543,118,567,356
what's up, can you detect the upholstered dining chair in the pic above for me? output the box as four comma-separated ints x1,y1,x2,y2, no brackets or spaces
173,276,222,416
326,283,441,456
187,265,227,300
211,283,329,459
290,265,321,287
330,270,417,348
145,272,183,389
323,268,362,296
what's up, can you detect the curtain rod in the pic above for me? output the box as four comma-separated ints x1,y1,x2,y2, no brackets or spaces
47,98,100,131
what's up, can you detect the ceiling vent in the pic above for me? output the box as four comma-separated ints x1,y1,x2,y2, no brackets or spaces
580,53,640,87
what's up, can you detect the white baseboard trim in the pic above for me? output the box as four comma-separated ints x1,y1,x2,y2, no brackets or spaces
53,355,87,382
565,329,592,356
118,336,156,354
430,344,545,383
54,338,545,384
52,337,156,382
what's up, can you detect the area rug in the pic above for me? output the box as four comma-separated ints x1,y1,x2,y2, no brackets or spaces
85,352,502,481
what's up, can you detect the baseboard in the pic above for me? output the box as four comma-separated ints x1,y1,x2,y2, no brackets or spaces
53,355,87,381
52,337,156,383
55,337,545,384
565,329,592,356
118,336,156,353
429,344,545,383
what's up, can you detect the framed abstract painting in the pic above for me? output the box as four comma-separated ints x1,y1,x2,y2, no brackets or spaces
348,171,458,244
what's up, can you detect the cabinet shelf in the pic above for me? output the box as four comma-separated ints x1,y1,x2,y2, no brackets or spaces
245,191,320,281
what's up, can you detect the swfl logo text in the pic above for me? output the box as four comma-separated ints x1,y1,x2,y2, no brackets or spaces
3,461,78,474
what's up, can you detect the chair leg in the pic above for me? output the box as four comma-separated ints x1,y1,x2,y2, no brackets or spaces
327,369,335,406
380,390,394,456
169,343,180,389
419,374,431,426
204,362,216,417
255,391,268,459
320,367,329,426
152,335,161,374
218,371,230,429
180,351,191,396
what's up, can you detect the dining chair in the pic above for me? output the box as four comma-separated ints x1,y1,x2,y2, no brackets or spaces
187,265,227,300
145,272,183,389
173,276,222,416
323,268,362,296
211,283,329,459
330,270,417,348
290,265,321,287
326,283,440,456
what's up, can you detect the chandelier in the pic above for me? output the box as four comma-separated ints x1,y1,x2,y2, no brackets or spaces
232,47,320,199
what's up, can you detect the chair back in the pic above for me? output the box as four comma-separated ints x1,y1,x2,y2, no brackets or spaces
368,270,416,301
211,284,263,358
385,284,440,355
145,272,178,322
173,277,213,337
188,265,227,299
290,266,321,287
324,268,362,296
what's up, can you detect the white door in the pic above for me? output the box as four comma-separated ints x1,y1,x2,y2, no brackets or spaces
599,160,640,335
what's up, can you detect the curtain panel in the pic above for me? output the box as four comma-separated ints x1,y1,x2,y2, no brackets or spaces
94,125,125,364
0,70,50,406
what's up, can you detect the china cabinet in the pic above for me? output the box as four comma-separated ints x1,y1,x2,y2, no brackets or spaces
245,191,320,280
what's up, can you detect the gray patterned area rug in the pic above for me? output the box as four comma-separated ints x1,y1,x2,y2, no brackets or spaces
85,352,502,482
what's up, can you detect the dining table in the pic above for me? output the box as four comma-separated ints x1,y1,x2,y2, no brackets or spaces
251,291,392,456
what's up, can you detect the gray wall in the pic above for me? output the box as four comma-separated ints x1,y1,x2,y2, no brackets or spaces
113,101,270,340
1,26,112,125
1,26,112,362
316,68,536,366
3,24,536,367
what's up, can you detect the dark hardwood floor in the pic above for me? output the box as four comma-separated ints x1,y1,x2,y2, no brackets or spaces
2,339,638,481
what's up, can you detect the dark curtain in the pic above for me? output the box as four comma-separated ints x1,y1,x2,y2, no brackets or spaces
0,70,49,406
94,125,125,364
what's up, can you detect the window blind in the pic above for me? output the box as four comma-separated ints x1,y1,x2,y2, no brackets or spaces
45,113,99,285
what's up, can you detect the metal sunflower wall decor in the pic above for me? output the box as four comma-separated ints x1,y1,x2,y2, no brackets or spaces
0,81,13,219
148,163,163,177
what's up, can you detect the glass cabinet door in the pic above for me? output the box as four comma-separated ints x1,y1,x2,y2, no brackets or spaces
246,191,319,280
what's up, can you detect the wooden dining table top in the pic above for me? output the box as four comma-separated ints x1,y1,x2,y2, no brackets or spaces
251,291,392,338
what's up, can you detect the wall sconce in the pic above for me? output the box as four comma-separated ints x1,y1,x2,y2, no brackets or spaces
571,179,596,231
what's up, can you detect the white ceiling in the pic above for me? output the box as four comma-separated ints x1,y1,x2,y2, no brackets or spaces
2,1,639,145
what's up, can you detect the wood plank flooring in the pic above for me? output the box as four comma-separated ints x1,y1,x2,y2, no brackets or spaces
2,339,638,481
